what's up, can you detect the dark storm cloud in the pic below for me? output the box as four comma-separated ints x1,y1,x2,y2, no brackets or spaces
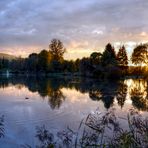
0,0,148,57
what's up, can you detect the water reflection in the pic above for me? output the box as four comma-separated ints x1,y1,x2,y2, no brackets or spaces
0,76,148,111
116,81,127,108
0,115,4,138
129,79,148,111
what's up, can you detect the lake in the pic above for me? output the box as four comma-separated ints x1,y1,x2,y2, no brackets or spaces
0,76,148,147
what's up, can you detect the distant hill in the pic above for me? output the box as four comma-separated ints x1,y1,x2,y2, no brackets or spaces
0,53,17,60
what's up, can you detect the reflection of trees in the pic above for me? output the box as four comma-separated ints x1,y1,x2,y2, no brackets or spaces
88,81,128,109
0,77,124,110
0,77,9,88
1,76,148,111
30,78,66,109
89,81,119,109
116,81,127,108
89,90,102,101
48,89,65,109
100,82,118,109
130,87,148,111
129,79,148,111
35,78,65,109
0,76,66,110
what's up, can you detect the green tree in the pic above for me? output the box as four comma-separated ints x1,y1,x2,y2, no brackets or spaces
49,39,66,61
117,45,128,67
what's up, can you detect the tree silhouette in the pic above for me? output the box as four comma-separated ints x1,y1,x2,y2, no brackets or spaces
130,80,148,111
116,81,127,108
101,43,117,67
90,52,102,65
131,43,148,65
117,46,128,67
79,57,93,76
89,90,102,101
27,53,38,71
130,88,148,111
38,50,52,72
49,39,66,61
48,89,65,109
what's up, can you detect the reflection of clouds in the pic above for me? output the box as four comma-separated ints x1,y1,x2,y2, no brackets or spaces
61,88,89,103
125,98,132,105
140,32,147,37
0,85,39,99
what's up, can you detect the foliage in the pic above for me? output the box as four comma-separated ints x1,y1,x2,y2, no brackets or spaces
24,109,148,148
90,52,102,65
0,58,9,70
101,43,117,67
3,41,148,78
117,45,128,67
131,43,148,65
38,50,52,72
35,125,55,148
79,57,93,76
49,39,66,61
0,41,132,79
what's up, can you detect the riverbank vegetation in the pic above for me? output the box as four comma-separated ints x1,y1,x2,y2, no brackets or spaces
1,108,147,148
20,108,148,148
0,39,148,79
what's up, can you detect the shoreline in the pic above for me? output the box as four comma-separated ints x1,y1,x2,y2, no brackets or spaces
0,71,145,80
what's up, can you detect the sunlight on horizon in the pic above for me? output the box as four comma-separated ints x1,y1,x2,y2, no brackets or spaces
1,40,147,60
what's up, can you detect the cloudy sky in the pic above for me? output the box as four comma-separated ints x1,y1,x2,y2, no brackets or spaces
0,0,148,59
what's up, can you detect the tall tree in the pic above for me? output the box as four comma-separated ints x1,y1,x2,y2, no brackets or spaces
117,45,128,67
49,39,66,61
131,43,148,66
101,43,117,67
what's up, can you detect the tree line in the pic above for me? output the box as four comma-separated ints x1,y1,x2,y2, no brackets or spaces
0,39,148,78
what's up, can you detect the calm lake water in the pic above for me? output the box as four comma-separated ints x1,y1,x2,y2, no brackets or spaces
0,76,148,147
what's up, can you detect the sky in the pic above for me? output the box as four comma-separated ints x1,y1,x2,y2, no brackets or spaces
0,0,148,59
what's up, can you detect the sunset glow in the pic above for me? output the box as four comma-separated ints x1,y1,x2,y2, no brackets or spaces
0,0,148,59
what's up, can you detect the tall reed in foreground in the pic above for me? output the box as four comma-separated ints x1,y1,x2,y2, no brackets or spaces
23,108,148,148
